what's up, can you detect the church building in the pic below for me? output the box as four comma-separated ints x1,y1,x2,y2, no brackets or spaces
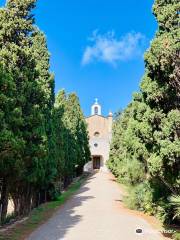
84,99,113,172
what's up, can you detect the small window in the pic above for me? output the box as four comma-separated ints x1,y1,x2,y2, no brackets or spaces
94,106,98,115
94,143,98,147
94,132,100,137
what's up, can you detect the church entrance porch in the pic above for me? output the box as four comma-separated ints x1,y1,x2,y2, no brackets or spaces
93,156,101,169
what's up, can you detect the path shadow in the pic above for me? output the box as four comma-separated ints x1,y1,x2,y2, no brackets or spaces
28,175,95,240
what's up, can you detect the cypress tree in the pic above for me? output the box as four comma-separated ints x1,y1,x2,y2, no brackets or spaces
108,0,180,223
0,0,90,223
67,93,91,176
0,0,55,218
54,90,90,187
54,90,67,191
31,30,56,203
140,0,180,195
0,66,24,222
0,0,38,220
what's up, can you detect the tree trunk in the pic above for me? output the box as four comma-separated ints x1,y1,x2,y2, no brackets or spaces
0,178,9,224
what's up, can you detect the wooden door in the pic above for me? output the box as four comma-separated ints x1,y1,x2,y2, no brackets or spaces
93,157,100,169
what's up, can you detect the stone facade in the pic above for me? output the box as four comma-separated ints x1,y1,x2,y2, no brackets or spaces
84,99,113,172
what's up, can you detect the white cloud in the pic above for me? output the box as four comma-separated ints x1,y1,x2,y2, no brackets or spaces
82,30,146,66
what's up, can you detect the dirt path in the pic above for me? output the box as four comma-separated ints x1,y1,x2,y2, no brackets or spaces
27,172,165,240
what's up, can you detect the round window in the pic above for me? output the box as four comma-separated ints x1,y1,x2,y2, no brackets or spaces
94,132,100,137
94,143,98,147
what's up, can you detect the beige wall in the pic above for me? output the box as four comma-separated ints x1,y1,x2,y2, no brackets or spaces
84,115,113,172
86,115,112,138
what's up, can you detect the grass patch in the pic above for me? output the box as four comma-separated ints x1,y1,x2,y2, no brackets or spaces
0,174,88,240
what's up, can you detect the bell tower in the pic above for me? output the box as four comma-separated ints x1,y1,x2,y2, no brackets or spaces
91,98,101,116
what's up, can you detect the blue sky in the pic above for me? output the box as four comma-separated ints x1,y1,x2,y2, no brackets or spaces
1,0,157,116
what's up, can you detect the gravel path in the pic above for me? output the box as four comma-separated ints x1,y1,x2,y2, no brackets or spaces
27,172,165,240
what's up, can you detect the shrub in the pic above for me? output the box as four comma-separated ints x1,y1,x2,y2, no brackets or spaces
117,159,146,185
169,195,180,221
124,182,155,214
155,200,172,224
173,232,180,240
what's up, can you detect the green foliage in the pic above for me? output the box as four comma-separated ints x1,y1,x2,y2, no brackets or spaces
169,195,180,220
155,199,172,224
108,0,180,225
0,0,45,221
0,0,90,224
124,182,155,214
173,232,180,240
54,90,90,187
